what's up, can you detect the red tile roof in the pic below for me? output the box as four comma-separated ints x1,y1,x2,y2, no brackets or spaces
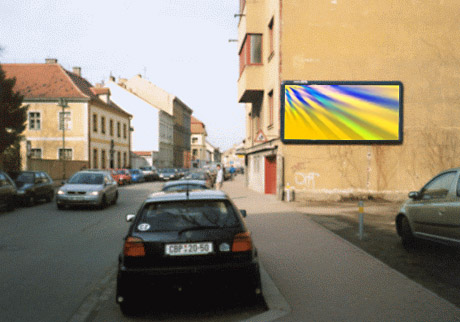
90,87,110,95
133,151,152,157
2,63,87,99
2,63,131,117
191,116,205,134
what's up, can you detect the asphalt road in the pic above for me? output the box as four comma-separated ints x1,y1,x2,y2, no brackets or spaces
0,182,160,322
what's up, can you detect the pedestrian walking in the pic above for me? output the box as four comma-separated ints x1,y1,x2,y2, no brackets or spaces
216,164,224,190
230,165,235,181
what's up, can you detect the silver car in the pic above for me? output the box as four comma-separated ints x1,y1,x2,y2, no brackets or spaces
56,170,118,210
396,167,460,248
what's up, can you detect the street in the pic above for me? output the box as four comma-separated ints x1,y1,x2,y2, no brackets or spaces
1,177,460,322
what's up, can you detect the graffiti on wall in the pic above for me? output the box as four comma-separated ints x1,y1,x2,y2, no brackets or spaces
294,172,320,189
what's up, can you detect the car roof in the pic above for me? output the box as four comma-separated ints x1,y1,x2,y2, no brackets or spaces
74,170,110,175
146,190,228,203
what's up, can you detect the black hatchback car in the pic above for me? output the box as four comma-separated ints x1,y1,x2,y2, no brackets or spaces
14,171,54,206
0,171,17,212
116,190,262,315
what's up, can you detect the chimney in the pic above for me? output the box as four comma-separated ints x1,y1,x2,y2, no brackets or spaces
72,67,81,76
109,76,115,82
45,58,58,64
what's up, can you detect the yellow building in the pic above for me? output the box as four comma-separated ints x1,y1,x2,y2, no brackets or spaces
3,59,131,179
237,0,460,200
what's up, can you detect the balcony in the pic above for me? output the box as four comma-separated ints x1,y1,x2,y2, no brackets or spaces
238,65,264,103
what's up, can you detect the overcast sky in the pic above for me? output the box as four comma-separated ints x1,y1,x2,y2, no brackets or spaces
0,0,244,152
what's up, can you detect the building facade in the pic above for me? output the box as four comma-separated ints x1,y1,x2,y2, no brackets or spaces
3,59,131,178
106,79,174,168
237,0,460,199
191,116,207,167
120,75,193,168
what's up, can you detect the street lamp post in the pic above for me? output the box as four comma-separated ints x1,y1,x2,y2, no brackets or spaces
57,98,69,180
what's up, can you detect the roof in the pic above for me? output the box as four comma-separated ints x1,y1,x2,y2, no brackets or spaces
2,63,88,99
2,63,131,117
91,87,110,95
191,116,206,134
145,190,228,202
133,151,152,157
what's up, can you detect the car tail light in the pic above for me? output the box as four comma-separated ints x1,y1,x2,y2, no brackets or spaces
232,232,253,252
123,237,145,257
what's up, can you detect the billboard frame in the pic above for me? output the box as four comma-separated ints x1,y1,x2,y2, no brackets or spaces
280,80,404,145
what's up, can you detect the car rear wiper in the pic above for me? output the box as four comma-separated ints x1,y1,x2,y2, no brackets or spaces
178,225,221,235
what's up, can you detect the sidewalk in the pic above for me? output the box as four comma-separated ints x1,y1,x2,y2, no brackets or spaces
222,175,460,322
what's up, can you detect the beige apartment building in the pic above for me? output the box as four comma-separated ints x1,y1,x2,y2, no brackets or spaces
3,59,131,179
191,116,207,167
238,0,460,200
120,75,193,168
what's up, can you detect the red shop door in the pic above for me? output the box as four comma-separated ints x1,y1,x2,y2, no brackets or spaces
265,156,276,194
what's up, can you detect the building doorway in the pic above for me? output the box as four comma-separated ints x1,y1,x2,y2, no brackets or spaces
264,155,276,194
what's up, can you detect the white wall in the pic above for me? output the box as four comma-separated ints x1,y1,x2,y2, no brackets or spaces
106,81,159,152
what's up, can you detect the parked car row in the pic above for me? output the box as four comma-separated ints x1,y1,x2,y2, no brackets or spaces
0,170,55,212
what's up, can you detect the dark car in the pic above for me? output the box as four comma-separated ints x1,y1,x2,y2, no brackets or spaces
14,171,54,206
162,179,209,192
0,171,17,212
116,190,262,315
157,168,179,181
396,167,460,248
182,171,214,188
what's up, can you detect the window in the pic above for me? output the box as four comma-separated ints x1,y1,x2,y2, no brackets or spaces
58,148,72,160
268,90,274,126
117,122,121,138
268,18,274,60
239,34,262,75
29,112,41,130
423,172,456,199
192,137,198,144
93,114,98,132
93,149,98,169
101,116,106,134
110,119,114,136
59,112,71,130
101,150,106,169
123,123,127,139
117,151,121,168
123,152,127,167
30,148,42,159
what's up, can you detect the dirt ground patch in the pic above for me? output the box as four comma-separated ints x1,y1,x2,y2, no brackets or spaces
295,200,460,308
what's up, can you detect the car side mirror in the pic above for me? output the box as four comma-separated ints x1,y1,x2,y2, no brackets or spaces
240,209,247,218
408,191,421,199
126,214,136,222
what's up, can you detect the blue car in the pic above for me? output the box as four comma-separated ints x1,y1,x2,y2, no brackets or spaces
128,169,145,183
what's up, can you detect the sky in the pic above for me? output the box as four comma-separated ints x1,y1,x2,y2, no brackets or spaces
0,0,244,152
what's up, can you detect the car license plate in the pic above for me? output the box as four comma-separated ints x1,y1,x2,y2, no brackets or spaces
165,242,213,256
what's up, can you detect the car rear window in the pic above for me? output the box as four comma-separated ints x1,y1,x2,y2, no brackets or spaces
137,200,240,232
162,184,207,192
16,172,34,183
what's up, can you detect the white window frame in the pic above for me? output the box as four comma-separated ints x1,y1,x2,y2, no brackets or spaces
29,112,41,130
58,148,73,160
58,111,72,131
30,148,42,159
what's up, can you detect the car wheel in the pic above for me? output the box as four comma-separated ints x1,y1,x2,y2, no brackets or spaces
400,216,416,249
113,191,118,205
119,297,141,317
45,191,54,203
27,195,35,207
7,199,16,212
99,195,108,210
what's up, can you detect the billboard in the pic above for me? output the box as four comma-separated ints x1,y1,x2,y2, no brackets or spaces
280,81,403,144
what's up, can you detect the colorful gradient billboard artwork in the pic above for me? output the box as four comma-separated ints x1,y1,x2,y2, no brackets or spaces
281,81,403,144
